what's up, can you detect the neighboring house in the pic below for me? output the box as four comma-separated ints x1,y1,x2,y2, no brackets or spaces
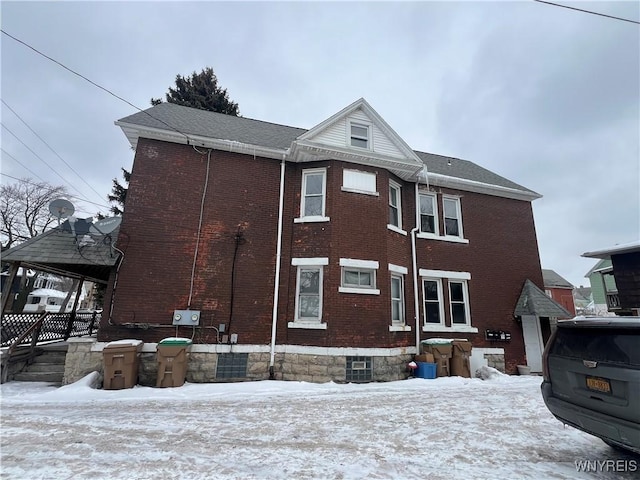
99,98,560,381
542,269,576,317
22,288,72,313
584,258,620,316
573,286,593,316
583,241,640,316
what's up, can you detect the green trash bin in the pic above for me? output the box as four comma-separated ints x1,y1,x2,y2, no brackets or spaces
156,337,192,387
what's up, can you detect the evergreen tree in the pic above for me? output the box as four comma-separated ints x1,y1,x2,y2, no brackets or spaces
107,168,130,216
150,67,239,115
116,68,240,215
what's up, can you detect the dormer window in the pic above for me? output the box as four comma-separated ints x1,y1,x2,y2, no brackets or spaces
350,123,370,149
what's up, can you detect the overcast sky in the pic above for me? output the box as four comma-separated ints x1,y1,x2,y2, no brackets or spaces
2,1,638,287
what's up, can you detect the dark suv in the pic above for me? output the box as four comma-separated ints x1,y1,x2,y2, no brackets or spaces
541,317,640,454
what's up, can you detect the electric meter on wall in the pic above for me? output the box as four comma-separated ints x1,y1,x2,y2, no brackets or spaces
172,309,200,326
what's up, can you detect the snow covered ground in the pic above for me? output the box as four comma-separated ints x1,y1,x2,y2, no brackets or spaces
1,372,638,479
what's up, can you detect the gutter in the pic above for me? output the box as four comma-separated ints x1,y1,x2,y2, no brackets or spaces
411,183,421,353
269,154,287,378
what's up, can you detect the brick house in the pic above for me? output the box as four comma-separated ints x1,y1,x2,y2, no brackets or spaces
99,98,552,382
542,269,576,317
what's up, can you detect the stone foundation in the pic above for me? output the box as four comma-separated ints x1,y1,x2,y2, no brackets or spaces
484,353,506,373
62,339,415,386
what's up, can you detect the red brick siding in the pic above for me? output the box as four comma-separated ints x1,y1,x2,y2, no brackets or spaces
101,141,544,371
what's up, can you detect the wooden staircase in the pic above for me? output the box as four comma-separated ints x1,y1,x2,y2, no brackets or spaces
12,343,68,385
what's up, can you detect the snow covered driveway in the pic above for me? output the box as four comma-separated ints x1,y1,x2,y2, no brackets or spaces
1,374,637,479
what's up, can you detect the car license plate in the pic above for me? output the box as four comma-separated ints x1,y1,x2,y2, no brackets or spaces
586,376,611,394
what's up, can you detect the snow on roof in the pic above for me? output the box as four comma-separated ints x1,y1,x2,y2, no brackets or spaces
27,289,67,298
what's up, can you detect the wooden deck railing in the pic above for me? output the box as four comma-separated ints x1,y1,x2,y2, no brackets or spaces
0,311,100,383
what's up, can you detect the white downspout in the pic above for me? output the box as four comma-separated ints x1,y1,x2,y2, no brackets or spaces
411,227,420,353
269,155,286,377
412,182,421,353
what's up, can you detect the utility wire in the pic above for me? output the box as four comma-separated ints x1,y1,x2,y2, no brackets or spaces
0,172,108,210
2,99,106,203
1,149,47,183
1,122,90,200
533,0,640,25
1,29,192,142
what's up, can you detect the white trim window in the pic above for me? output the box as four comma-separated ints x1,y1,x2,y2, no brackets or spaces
339,258,380,295
388,181,402,230
443,196,463,238
419,193,438,235
350,122,370,149
297,168,329,222
449,280,471,326
419,269,476,332
422,278,444,326
290,258,328,328
391,274,405,325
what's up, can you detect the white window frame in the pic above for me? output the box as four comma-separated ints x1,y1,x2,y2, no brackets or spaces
289,257,328,329
388,264,410,331
342,169,378,196
338,258,380,295
416,191,469,244
296,168,329,223
419,269,477,332
390,274,405,325
349,121,371,149
418,192,439,237
387,181,406,235
449,279,471,327
422,277,445,327
443,195,464,239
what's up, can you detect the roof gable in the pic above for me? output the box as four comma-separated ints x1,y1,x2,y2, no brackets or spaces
291,98,423,180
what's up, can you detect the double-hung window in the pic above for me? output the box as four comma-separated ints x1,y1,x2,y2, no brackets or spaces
419,193,438,234
388,181,406,235
350,123,370,149
443,196,463,238
290,258,328,329
391,275,404,325
389,264,409,331
339,259,380,295
423,278,444,325
449,280,470,325
420,269,475,332
297,169,328,222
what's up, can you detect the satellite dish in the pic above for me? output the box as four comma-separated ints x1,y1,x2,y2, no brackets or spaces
90,216,122,235
49,199,75,222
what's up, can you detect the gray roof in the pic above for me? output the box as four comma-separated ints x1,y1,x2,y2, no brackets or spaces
117,103,537,195
415,151,537,194
542,269,574,289
514,279,573,318
2,225,120,283
117,102,306,150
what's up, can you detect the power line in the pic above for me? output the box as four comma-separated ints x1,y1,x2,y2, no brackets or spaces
1,122,90,200
1,29,192,142
1,148,47,183
2,99,106,203
533,0,640,25
0,172,109,210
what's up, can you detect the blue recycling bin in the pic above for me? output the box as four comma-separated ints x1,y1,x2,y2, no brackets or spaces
416,362,437,379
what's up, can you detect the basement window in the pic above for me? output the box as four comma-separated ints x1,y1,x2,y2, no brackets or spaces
346,356,373,382
216,353,248,379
